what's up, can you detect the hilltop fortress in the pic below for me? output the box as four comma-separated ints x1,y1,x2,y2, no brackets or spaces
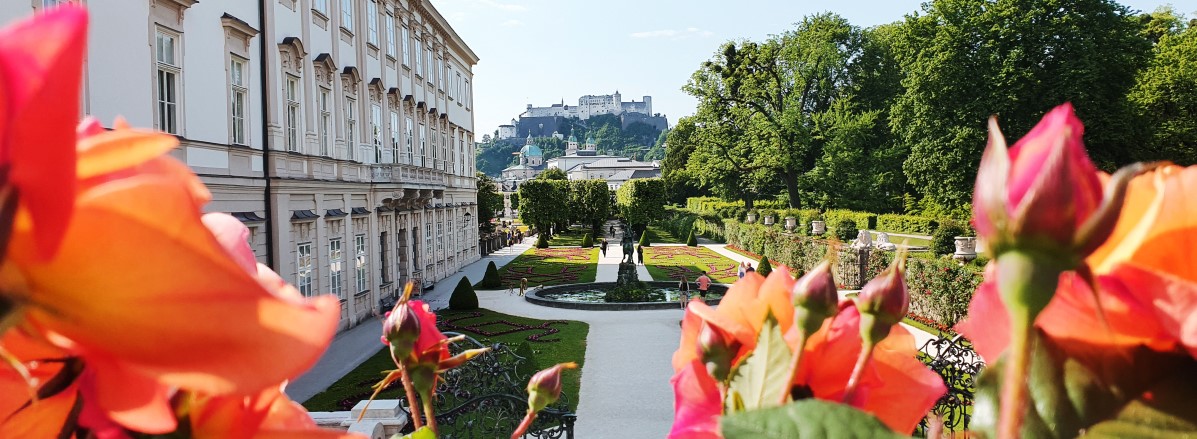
497,91,667,139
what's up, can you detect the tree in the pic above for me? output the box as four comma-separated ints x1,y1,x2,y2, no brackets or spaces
537,167,568,180
616,178,666,235
685,13,867,208
756,255,773,277
569,179,611,235
478,261,502,288
475,173,503,233
660,117,707,204
1128,24,1197,165
518,180,567,234
892,0,1151,215
686,229,698,246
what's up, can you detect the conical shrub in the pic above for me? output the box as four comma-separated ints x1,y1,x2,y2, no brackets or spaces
477,261,501,289
638,229,651,247
757,254,773,278
581,233,594,248
536,233,549,249
685,229,697,247
449,276,479,310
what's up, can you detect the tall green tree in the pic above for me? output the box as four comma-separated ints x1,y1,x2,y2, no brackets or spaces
684,13,869,208
892,0,1151,216
569,180,612,235
536,167,568,180
1129,21,1197,165
475,173,504,233
615,178,666,235
518,180,568,234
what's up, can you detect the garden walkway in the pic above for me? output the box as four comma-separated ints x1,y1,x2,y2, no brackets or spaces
291,230,941,438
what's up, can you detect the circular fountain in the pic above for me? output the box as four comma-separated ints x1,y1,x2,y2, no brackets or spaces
526,260,730,311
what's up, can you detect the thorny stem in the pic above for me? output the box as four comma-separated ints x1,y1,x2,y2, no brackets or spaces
999,309,1032,439
400,368,424,430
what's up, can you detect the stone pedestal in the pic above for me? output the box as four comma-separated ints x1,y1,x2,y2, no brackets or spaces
616,262,640,286
746,212,757,223
763,215,775,226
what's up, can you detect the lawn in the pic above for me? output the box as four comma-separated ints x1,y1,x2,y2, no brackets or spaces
643,246,740,284
494,247,599,289
645,225,685,244
546,227,596,247
302,308,589,412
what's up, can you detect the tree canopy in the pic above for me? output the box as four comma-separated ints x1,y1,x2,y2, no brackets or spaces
475,173,504,233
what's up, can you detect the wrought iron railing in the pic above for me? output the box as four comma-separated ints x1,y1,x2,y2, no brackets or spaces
397,332,576,438
915,334,984,435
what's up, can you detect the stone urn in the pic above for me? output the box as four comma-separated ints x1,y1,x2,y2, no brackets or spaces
763,214,775,226
811,220,826,235
746,212,758,223
953,236,978,262
784,216,797,231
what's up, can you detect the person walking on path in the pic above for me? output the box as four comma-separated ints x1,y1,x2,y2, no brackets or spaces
745,263,755,274
519,278,528,297
696,271,711,300
737,262,746,279
678,276,691,310
636,245,645,265
600,238,608,257
609,225,615,237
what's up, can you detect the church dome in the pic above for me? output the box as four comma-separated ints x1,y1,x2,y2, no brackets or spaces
520,143,543,157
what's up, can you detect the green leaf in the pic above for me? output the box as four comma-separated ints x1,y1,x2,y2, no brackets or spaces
973,329,1197,438
727,314,792,411
721,399,905,439
392,426,436,439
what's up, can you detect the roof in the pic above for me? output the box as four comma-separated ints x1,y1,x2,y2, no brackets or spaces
580,157,657,169
520,144,543,156
606,170,635,182
568,134,577,142
586,136,596,144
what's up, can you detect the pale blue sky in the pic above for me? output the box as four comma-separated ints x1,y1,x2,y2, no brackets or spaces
430,0,1193,141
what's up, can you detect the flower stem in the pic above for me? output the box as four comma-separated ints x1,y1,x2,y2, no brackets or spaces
511,411,537,439
422,395,438,436
400,369,423,430
781,331,809,405
998,309,1032,439
841,338,875,405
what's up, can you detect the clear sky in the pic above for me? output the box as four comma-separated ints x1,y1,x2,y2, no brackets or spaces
429,0,1192,141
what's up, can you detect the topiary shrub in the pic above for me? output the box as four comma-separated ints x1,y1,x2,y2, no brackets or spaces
686,229,698,246
536,233,549,249
931,221,967,257
834,219,858,242
581,233,594,248
757,255,773,277
477,261,501,289
639,229,651,247
449,276,478,310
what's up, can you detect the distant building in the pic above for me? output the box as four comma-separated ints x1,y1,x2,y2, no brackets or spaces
495,91,667,140
500,134,545,184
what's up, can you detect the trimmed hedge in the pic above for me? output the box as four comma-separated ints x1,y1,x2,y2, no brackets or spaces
931,222,967,256
581,233,594,248
478,261,502,289
824,209,876,231
876,214,940,236
536,233,549,249
686,229,697,246
906,256,982,328
834,219,858,242
638,229,651,247
756,255,773,277
449,276,479,310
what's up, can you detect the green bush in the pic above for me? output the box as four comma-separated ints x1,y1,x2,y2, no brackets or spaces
824,209,876,231
876,214,941,235
931,222,967,256
449,276,479,310
639,229,651,247
581,233,594,248
906,257,982,327
834,219,859,242
686,229,697,246
536,233,549,249
756,255,773,277
478,261,501,289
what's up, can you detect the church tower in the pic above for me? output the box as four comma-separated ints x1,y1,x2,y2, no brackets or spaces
585,134,597,151
566,132,579,155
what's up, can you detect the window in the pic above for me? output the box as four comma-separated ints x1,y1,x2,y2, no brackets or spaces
419,123,426,166
230,58,248,145
401,26,410,67
340,0,353,32
405,117,414,164
297,243,313,297
430,125,437,168
366,1,378,46
414,38,423,75
313,0,328,15
380,231,391,283
425,47,433,81
464,80,471,107
329,238,343,298
437,220,443,250
371,103,382,163
436,57,443,90
441,133,448,171
456,72,463,102
155,30,180,134
385,14,396,58
390,111,400,164
345,97,357,160
447,66,454,99
355,234,368,292
319,88,331,156
447,219,454,252
425,222,432,262
285,76,300,151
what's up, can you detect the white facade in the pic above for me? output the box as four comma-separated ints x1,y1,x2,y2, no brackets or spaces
3,0,481,332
